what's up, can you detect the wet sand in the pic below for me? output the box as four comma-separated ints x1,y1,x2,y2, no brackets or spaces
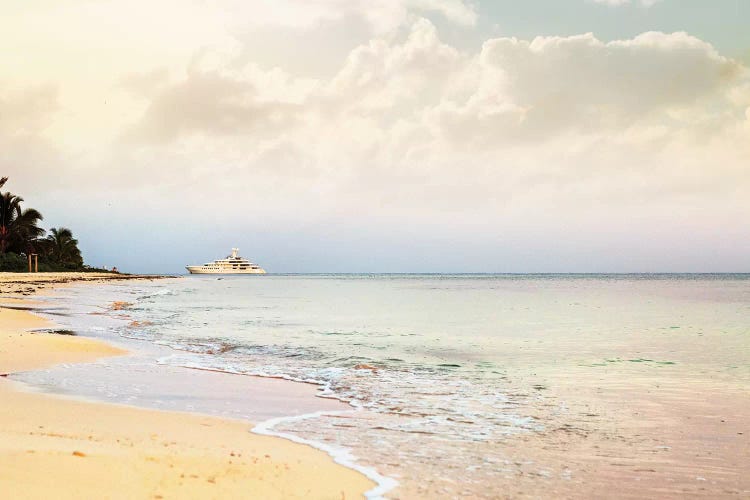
276,364,750,499
0,271,168,296
436,344,749,498
492,322,750,498
479,368,750,499
0,274,375,499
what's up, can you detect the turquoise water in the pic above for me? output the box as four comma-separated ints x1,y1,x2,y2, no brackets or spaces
19,274,750,497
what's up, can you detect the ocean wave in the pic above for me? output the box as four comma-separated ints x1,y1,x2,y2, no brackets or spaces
149,342,538,445
253,411,398,500
136,288,177,300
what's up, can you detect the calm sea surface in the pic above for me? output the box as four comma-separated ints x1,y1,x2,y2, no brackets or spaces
18,274,750,497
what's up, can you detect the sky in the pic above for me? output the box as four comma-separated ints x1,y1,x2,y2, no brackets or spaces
1,0,749,273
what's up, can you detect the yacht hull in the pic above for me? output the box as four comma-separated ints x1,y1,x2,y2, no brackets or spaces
186,266,266,274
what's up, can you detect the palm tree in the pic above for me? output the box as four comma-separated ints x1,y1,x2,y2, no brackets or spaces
0,192,45,254
45,227,83,268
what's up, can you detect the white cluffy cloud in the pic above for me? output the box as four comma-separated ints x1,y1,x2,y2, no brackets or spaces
92,20,749,252
123,24,744,151
1,4,749,272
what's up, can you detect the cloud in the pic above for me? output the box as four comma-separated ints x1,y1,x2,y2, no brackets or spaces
0,84,59,137
2,7,749,271
128,23,744,158
430,31,741,147
123,71,303,143
327,19,462,110
0,84,67,192
409,0,478,26
118,22,748,218
210,0,476,34
119,69,171,99
591,0,662,7
124,19,461,143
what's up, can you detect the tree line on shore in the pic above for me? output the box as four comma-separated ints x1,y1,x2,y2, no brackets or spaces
0,177,109,272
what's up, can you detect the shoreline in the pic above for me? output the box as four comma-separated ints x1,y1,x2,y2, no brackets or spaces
0,271,175,297
0,273,376,499
5,272,748,498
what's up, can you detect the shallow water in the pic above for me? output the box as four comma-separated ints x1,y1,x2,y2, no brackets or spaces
14,274,750,498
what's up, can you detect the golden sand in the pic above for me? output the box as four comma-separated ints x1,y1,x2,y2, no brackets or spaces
0,274,374,499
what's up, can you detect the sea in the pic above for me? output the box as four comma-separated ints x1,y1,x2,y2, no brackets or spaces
14,274,750,498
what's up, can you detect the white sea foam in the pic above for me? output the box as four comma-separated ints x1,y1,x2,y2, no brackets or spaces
137,289,176,299
252,411,398,500
155,355,398,496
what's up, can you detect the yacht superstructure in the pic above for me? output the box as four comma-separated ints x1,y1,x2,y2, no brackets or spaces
186,248,266,274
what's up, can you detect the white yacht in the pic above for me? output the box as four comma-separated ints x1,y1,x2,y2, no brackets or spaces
186,248,266,274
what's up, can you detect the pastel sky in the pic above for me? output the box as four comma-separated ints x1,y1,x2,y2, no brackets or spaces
2,0,749,273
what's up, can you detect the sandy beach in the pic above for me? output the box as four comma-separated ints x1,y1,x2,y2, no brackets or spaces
0,272,166,296
0,273,374,499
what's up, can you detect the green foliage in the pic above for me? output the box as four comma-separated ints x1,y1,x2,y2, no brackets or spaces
0,177,96,272
0,252,28,271
0,192,44,254
40,227,84,269
81,265,118,273
36,259,83,272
